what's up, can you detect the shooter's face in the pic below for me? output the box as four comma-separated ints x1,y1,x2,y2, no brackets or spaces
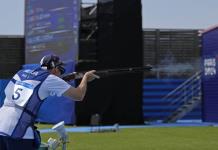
51,68,62,77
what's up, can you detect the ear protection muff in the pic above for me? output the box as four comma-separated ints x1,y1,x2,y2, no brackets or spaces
56,65,66,75
40,55,66,74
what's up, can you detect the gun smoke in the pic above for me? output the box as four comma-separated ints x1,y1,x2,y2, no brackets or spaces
151,51,200,76
153,63,194,73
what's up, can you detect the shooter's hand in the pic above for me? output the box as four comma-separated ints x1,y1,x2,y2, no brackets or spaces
83,70,100,82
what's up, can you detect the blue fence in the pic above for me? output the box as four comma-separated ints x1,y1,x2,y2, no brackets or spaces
143,79,202,121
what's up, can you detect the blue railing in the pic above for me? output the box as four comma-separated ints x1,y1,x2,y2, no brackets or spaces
162,72,202,105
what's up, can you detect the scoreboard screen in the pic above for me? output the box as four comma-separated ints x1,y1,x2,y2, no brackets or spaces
24,0,80,124
25,0,80,67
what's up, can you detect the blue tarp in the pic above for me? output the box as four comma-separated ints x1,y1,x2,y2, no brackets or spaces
0,80,9,107
36,96,75,124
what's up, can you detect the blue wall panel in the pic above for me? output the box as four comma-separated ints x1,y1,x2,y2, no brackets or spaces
202,28,218,122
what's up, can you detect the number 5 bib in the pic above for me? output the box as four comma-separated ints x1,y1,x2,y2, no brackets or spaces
12,80,41,107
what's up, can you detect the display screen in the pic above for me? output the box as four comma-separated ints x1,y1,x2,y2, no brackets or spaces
25,0,80,68
24,0,80,124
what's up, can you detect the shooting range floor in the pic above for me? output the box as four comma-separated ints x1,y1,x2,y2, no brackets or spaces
39,120,218,134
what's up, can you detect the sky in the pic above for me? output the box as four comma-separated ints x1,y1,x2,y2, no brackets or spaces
1,0,218,35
